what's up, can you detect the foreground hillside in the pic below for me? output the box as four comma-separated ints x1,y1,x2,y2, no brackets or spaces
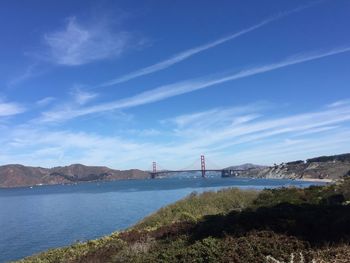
17,178,350,263
0,164,149,188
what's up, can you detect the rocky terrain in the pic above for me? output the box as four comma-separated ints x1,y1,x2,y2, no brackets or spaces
233,153,350,180
0,164,149,188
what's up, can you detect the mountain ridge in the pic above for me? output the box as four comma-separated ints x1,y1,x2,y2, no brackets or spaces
0,163,149,188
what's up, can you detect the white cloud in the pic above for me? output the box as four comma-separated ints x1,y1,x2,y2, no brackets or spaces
98,18,275,87
0,127,157,169
0,101,25,117
97,3,318,87
71,88,98,105
126,128,162,137
125,101,350,167
169,105,263,129
216,130,350,166
327,99,350,108
43,16,129,66
2,101,350,169
292,125,338,136
36,97,56,107
175,102,350,152
39,46,350,123
7,64,40,87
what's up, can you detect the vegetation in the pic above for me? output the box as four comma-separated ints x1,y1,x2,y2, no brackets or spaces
306,153,350,163
135,188,259,230
16,178,350,263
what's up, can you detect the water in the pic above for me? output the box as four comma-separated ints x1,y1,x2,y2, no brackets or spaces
0,177,325,262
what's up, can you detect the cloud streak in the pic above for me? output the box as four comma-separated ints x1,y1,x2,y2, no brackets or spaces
151,101,350,168
43,17,129,66
8,100,350,169
70,88,98,105
7,64,40,88
97,3,318,87
190,104,350,151
0,101,26,117
40,45,350,122
36,97,56,107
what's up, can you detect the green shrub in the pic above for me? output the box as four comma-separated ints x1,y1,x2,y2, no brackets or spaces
135,188,258,230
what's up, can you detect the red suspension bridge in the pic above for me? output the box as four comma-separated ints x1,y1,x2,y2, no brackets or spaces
149,155,246,179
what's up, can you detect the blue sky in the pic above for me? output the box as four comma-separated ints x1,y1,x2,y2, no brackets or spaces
0,0,350,169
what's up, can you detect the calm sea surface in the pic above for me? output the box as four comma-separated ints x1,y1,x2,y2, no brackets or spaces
0,177,325,262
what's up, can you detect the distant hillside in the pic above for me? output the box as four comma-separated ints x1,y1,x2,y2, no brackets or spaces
0,164,149,188
2,153,350,188
225,163,267,170
229,153,350,180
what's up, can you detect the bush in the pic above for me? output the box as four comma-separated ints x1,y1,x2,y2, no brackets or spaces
135,188,258,230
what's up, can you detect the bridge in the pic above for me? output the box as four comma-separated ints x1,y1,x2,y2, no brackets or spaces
149,155,246,179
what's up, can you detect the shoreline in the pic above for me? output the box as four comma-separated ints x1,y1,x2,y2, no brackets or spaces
297,178,334,183
0,176,335,189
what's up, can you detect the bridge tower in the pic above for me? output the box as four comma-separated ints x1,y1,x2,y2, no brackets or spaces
151,161,157,179
200,155,206,177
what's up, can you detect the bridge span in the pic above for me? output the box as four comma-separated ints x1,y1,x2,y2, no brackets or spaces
149,155,246,179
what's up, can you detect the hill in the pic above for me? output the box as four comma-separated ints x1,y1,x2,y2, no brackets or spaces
0,164,149,188
224,163,266,170
226,153,350,180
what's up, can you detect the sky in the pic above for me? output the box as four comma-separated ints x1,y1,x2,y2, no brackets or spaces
0,0,350,170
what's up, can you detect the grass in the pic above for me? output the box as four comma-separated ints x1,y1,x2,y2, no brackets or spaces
15,233,126,263
135,188,259,230
15,178,350,263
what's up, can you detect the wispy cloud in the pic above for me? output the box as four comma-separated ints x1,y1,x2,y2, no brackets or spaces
70,88,98,105
151,101,350,167
39,45,350,122
7,64,40,88
172,102,350,152
167,105,264,137
97,3,319,87
0,101,26,117
42,16,130,66
216,129,350,166
36,97,56,107
2,100,350,169
125,128,162,137
327,99,350,108
0,127,155,168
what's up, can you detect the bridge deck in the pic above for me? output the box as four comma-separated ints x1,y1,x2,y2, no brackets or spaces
150,169,246,174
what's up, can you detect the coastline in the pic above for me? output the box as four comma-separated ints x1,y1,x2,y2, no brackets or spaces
0,176,335,189
298,178,334,183
0,177,152,190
